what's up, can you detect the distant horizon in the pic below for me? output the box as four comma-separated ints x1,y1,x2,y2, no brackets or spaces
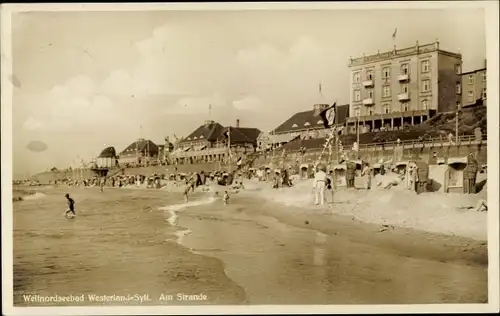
7,5,488,179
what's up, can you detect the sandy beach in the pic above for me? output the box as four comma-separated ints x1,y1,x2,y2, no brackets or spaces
12,180,488,306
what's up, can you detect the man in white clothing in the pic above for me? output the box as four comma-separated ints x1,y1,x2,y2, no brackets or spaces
313,164,327,206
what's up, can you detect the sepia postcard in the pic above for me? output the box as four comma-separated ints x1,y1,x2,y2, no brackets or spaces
1,1,499,315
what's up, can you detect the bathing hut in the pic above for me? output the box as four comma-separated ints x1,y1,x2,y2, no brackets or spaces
351,160,363,176
394,161,410,175
333,164,347,187
299,163,310,179
444,157,468,193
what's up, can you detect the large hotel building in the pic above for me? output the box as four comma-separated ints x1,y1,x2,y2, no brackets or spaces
347,40,462,134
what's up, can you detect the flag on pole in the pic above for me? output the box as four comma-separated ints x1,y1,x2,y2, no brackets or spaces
319,82,322,95
319,102,337,128
392,28,397,40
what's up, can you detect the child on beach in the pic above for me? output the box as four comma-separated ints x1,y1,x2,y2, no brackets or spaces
99,178,105,192
183,183,191,203
64,193,76,217
223,191,230,205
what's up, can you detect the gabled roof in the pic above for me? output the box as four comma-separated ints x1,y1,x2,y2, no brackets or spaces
179,121,225,144
272,104,350,134
119,139,159,156
218,126,262,145
98,146,116,158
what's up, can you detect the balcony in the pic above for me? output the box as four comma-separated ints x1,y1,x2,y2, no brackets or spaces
398,93,410,101
362,98,374,105
362,79,374,87
398,74,409,82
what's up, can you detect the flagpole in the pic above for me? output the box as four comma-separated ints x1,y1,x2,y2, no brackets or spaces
356,116,360,160
228,126,231,172
335,106,339,163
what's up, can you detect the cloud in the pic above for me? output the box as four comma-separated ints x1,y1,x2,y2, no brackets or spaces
23,117,45,131
166,92,229,115
232,96,264,112
26,140,48,152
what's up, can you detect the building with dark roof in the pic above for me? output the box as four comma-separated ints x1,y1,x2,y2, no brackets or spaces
268,103,350,148
96,146,118,169
119,139,159,165
173,119,261,165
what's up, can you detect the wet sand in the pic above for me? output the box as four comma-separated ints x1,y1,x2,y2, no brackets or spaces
12,185,487,306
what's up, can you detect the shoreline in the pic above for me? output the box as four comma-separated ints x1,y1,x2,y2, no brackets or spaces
12,185,487,305
175,193,487,304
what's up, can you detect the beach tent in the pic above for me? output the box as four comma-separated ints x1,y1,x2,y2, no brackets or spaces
444,157,468,193
299,163,310,179
479,164,487,174
333,164,347,187
372,163,382,176
394,161,411,175
348,160,363,176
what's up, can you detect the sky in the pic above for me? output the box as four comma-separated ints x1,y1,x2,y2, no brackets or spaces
8,6,487,178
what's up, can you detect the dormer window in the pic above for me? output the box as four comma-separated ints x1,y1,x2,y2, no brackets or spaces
304,122,311,126
193,136,198,140
199,135,204,139
187,137,191,140
292,124,298,128
317,120,323,125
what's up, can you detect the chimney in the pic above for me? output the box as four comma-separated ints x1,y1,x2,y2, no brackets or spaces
236,119,240,128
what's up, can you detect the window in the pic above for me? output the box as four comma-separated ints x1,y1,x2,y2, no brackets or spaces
354,107,360,117
455,64,461,75
366,70,373,80
353,71,361,83
401,83,409,93
382,67,390,79
456,82,461,94
468,75,474,85
369,110,373,116
422,79,431,92
482,87,487,99
353,89,361,101
382,85,391,97
366,88,374,99
482,72,486,82
421,60,430,72
401,63,409,75
403,103,409,112
383,104,390,114
421,99,429,110
467,91,474,103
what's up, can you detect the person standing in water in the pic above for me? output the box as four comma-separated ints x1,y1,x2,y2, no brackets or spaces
64,193,76,217
99,177,105,192
183,180,191,203
223,191,230,205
